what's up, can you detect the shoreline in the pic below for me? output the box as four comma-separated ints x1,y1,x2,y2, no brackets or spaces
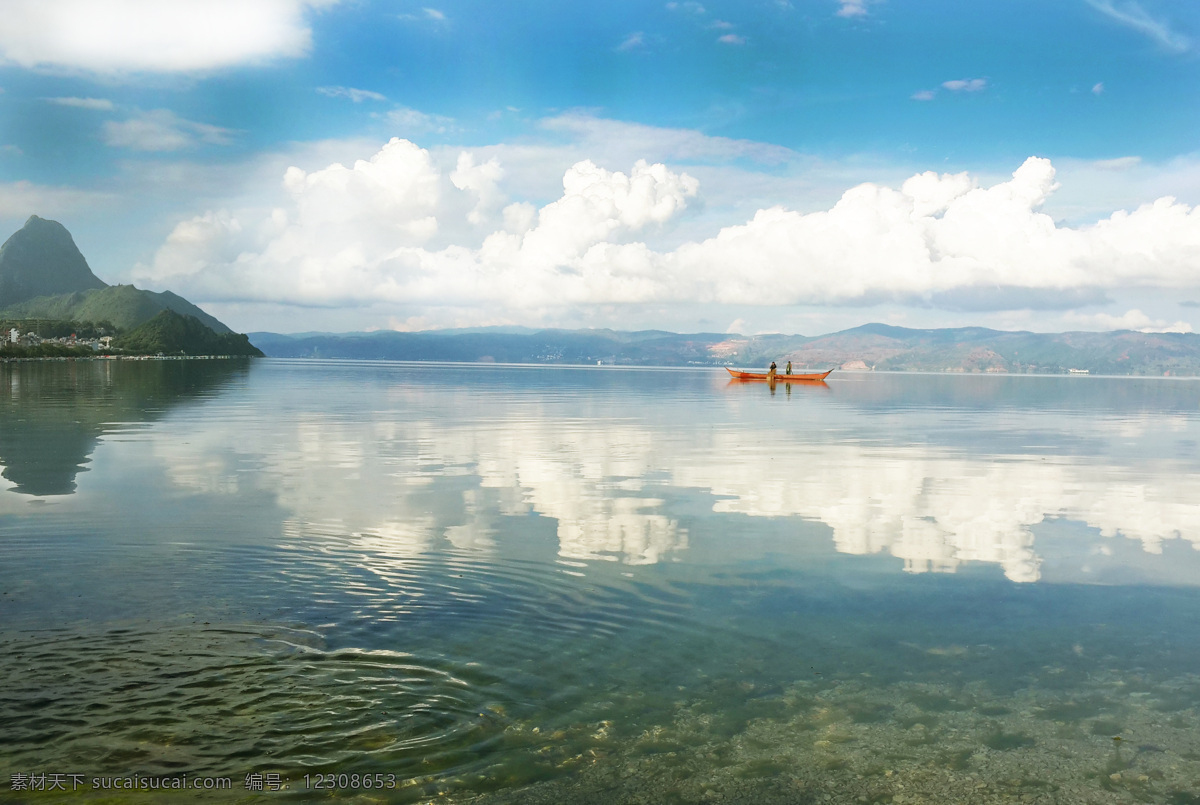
0,354,256,364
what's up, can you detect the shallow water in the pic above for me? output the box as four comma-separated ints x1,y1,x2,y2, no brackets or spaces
3,360,1200,803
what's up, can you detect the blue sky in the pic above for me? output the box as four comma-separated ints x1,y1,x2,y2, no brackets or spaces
1,0,1199,335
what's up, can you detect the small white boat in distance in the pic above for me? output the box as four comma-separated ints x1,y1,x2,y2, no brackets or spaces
1068,368,1089,375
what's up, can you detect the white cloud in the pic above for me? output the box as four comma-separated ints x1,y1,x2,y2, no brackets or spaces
279,138,441,236
138,141,699,307
450,152,505,225
666,2,706,14
1092,81,1105,94
0,179,113,219
382,107,456,135
136,134,1200,325
316,86,386,103
617,31,646,51
942,78,987,92
717,33,746,45
1064,309,1193,333
1092,155,1141,171
1086,0,1191,53
102,109,235,151
1034,151,1200,231
910,89,936,101
0,0,340,74
836,0,868,18
140,138,445,300
397,7,447,23
45,96,114,110
539,113,795,165
140,209,249,280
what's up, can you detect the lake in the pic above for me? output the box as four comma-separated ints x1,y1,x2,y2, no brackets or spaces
3,359,1200,803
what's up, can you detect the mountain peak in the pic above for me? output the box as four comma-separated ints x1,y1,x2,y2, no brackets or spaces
0,215,108,307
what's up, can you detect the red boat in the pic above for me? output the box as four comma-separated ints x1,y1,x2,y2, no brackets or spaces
726,367,833,382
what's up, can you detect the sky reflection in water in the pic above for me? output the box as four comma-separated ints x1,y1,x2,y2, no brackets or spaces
3,361,1200,802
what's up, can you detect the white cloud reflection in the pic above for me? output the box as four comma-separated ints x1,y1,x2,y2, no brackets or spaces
676,438,1200,582
128,377,1200,583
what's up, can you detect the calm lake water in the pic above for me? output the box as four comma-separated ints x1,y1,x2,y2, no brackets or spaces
3,359,1200,803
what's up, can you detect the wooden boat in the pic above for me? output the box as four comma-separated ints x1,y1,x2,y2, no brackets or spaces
726,367,833,382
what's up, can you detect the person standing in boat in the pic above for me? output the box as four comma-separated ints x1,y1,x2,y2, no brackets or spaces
768,361,777,380
786,361,792,375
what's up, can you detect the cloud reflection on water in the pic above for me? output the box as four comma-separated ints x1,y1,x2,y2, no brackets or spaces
168,382,1200,583
6,364,1199,585
677,437,1200,582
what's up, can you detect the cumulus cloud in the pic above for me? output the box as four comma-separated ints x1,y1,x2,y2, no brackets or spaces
102,109,235,151
717,33,746,45
0,0,340,74
317,86,386,103
942,78,987,92
45,96,114,110
142,139,446,301
910,89,936,101
136,138,1200,324
139,141,699,306
450,152,505,225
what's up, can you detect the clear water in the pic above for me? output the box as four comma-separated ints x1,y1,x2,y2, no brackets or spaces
3,360,1200,803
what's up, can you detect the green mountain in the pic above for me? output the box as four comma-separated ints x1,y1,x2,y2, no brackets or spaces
0,215,107,306
3,284,232,333
0,215,234,335
114,310,264,357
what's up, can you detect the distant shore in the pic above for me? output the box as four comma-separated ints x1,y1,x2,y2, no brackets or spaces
247,323,1200,377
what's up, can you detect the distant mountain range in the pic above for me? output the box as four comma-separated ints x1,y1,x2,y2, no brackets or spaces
251,323,1200,376
0,215,259,357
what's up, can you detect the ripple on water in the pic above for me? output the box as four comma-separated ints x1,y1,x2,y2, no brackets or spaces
0,622,522,796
